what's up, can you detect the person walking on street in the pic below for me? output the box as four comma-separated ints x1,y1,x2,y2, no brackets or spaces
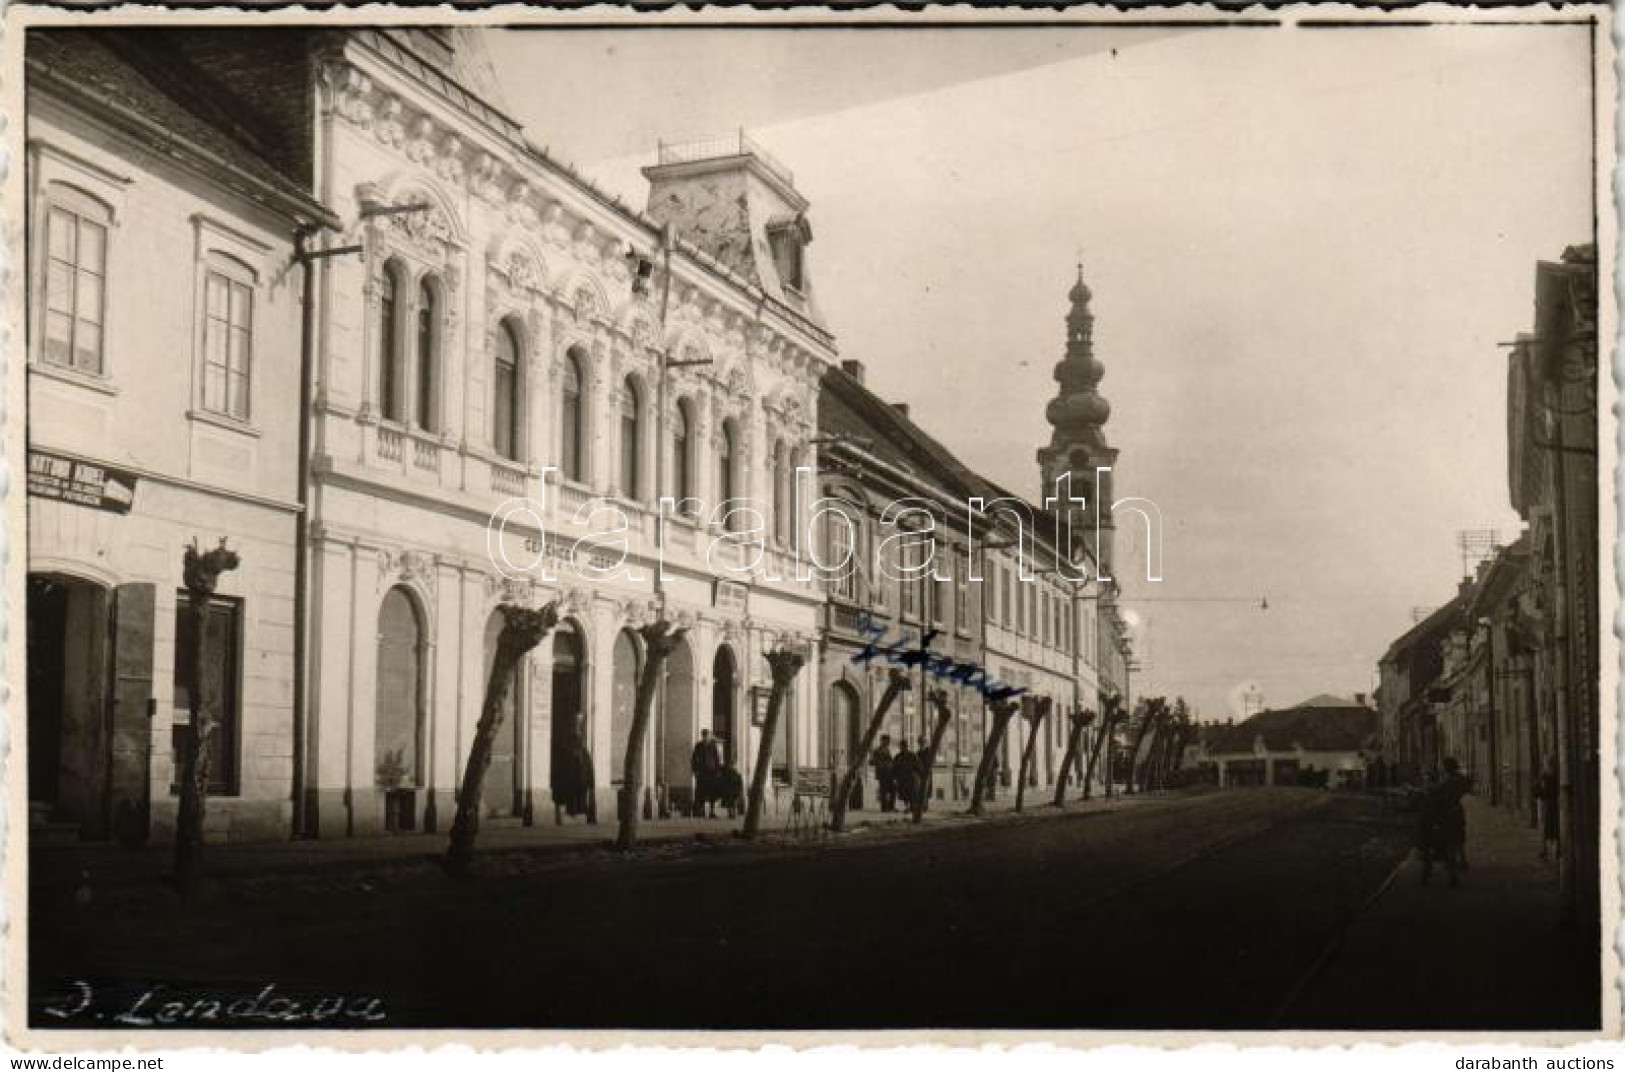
872,735,896,813
1538,756,1560,861
1438,756,1471,874
691,728,722,818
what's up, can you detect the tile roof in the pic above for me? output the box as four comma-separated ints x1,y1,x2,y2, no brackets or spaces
27,29,335,227
1205,701,1379,756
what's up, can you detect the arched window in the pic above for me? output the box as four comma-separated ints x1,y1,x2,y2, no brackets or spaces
620,376,641,499
415,277,438,431
561,349,585,483
718,419,738,531
493,320,522,461
673,398,694,507
378,262,405,422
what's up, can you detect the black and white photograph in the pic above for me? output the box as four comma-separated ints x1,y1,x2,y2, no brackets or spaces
4,2,1617,1052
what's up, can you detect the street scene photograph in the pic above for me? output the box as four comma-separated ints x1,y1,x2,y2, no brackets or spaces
6,3,1615,1049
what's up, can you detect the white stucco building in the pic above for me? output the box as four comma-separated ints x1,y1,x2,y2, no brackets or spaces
23,29,337,843
301,29,832,835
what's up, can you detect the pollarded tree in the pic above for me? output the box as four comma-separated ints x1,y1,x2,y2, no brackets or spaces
1081,696,1122,802
830,668,912,833
912,688,956,823
174,538,241,896
968,697,1022,817
1014,696,1053,814
1054,706,1097,808
446,601,560,876
743,647,807,839
616,618,689,851
1124,697,1166,795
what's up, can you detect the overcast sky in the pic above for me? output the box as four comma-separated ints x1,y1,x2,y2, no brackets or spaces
488,21,1594,720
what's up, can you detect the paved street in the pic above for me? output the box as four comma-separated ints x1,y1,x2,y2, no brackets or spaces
27,788,1493,1031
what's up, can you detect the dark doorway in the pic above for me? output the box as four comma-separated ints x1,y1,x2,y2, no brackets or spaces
659,636,695,813
27,573,111,837
549,625,585,804
712,644,737,767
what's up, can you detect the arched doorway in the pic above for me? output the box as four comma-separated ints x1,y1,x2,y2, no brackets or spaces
482,610,523,819
659,636,695,813
375,586,424,831
828,681,862,809
827,682,859,774
610,630,640,789
549,624,587,809
712,644,738,767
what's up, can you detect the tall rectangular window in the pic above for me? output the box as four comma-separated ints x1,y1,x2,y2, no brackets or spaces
900,542,920,621
202,270,253,419
828,513,857,600
43,204,107,374
172,591,241,795
1000,565,1012,627
954,551,969,629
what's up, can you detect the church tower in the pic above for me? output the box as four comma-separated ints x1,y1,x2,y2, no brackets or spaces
1037,264,1118,576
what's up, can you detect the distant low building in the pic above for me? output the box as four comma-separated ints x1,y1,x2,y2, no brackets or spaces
1188,695,1379,789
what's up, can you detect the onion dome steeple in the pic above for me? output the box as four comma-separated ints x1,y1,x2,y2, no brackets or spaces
1036,262,1120,572
1045,263,1111,449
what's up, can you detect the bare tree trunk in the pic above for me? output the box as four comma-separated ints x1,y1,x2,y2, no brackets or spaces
446,603,558,876
830,669,911,833
968,699,1020,816
616,619,688,851
911,689,955,823
1124,700,1162,795
173,540,240,895
1081,715,1109,801
1054,708,1096,808
1014,698,1050,814
743,648,806,839
1136,717,1163,793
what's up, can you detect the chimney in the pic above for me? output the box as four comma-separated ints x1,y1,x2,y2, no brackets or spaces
1355,692,1367,707
891,403,911,419
841,359,866,384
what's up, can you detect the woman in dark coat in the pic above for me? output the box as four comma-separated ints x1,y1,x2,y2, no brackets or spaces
552,713,597,824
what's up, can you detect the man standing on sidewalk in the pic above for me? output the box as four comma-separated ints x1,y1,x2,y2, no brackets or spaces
872,735,896,812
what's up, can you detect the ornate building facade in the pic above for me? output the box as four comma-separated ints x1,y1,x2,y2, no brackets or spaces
303,29,832,835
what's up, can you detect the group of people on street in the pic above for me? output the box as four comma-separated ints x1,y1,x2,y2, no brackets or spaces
689,728,743,818
870,734,934,814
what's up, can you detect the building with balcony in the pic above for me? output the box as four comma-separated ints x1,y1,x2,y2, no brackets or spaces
29,26,835,841
298,29,833,836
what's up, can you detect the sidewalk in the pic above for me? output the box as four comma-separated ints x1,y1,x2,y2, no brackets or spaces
30,785,1161,896
1280,793,1599,1030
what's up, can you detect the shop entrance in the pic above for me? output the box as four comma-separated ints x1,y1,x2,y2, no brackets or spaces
27,573,154,842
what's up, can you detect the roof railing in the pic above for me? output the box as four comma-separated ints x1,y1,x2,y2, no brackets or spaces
656,128,795,189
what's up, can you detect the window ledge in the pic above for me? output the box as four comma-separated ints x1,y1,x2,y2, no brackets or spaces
30,360,117,397
187,408,261,438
